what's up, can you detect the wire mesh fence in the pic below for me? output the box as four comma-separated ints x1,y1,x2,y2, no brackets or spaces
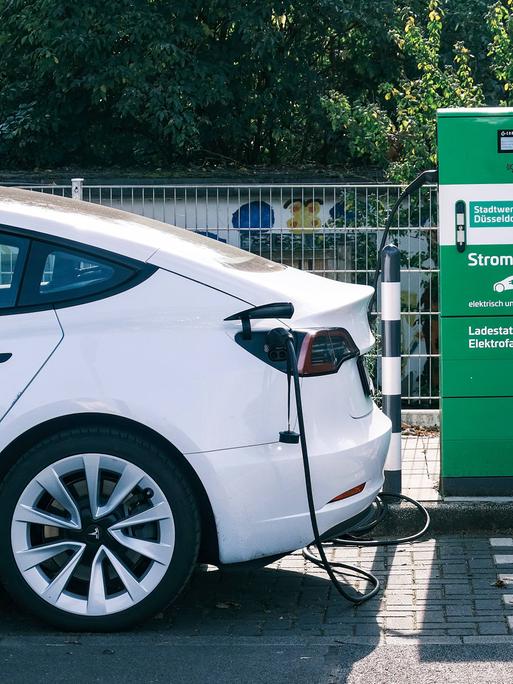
18,181,439,407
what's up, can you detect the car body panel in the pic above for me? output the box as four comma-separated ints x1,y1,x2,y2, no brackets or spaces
150,250,375,353
0,310,63,420
188,406,389,563
0,269,291,455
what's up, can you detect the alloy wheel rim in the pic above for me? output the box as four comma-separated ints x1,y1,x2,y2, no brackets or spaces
11,453,175,616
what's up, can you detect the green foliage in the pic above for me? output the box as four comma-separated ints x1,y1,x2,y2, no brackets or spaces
384,0,485,180
487,0,513,102
0,0,507,172
322,93,393,167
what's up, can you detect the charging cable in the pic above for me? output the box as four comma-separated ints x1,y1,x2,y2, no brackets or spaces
267,327,430,604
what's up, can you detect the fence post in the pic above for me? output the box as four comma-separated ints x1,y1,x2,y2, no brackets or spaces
71,177,84,201
381,243,402,494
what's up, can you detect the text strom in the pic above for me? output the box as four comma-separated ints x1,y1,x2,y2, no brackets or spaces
468,252,513,267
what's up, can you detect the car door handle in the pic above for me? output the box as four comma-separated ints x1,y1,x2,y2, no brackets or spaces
0,353,12,363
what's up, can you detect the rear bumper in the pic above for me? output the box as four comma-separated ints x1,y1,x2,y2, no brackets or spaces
186,405,391,564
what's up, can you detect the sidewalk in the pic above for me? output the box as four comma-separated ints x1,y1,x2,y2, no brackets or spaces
139,535,513,644
402,433,440,502
155,435,513,645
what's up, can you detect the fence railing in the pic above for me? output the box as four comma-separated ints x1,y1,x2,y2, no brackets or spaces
17,179,439,408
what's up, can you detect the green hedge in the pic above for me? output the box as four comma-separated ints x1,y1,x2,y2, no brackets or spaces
0,0,511,179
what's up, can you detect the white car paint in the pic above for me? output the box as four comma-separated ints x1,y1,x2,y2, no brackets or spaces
0,310,63,420
0,187,391,564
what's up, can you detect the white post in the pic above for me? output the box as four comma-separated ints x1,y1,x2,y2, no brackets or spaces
71,178,84,201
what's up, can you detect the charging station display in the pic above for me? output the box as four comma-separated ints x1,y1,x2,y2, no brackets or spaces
438,107,513,495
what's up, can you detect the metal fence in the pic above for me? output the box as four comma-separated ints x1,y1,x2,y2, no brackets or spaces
17,179,439,408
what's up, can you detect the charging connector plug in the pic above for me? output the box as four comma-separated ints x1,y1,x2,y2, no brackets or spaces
266,328,301,445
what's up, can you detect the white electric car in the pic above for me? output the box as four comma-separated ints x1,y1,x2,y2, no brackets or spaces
0,187,390,630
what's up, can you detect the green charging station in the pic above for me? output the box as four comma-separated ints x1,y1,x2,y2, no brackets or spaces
439,107,513,496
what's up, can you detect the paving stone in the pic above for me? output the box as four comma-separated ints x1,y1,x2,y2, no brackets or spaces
442,615,506,624
417,623,450,631
442,564,469,575
385,617,415,630
385,597,414,607
294,615,325,626
415,611,446,623
321,625,355,636
164,532,513,643
474,598,503,611
446,605,475,617
443,584,473,595
412,590,443,601
494,554,513,565
355,624,382,636
469,559,496,570
478,622,508,635
442,622,481,630
326,616,385,625
490,538,513,547
197,623,233,636
263,619,294,631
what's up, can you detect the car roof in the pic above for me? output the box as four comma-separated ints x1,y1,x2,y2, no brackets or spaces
0,186,282,275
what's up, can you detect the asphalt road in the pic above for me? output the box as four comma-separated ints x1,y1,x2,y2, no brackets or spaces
1,632,513,684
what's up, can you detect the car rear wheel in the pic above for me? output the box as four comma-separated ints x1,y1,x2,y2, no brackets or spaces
0,426,200,631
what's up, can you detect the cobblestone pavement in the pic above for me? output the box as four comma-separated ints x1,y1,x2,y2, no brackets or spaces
152,535,513,644
1,535,513,646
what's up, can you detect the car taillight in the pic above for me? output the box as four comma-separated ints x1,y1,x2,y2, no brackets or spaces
328,483,366,503
297,328,359,377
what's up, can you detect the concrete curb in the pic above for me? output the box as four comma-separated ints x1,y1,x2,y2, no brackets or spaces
401,409,439,427
384,500,513,535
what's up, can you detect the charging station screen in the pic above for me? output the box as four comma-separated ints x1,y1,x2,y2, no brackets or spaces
498,130,513,153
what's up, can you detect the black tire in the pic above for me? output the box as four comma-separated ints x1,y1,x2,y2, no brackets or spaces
0,426,201,631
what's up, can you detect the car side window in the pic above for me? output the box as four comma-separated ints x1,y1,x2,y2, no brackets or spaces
40,251,116,296
0,234,28,308
20,242,135,307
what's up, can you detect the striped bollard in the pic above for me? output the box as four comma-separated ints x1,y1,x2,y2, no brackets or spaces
381,244,402,494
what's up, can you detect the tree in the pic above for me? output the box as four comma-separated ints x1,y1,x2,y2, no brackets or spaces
384,0,485,180
0,0,504,172
487,0,513,103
